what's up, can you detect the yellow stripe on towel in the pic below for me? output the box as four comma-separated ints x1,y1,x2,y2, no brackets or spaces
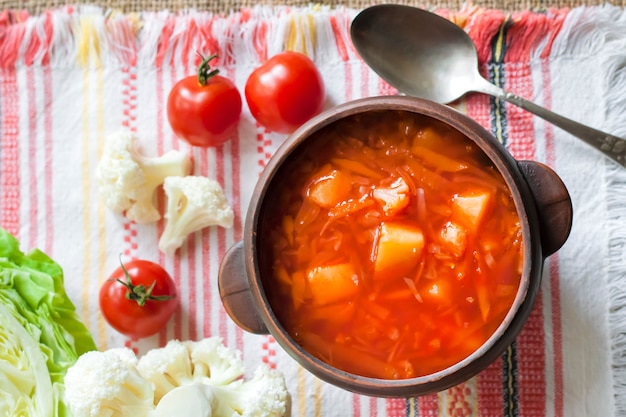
77,15,102,68
285,9,318,55
297,365,307,414
80,52,107,350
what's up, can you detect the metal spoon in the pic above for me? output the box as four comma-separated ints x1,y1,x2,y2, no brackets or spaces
350,4,626,167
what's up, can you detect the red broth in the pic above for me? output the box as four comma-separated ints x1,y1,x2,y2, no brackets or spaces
264,110,523,379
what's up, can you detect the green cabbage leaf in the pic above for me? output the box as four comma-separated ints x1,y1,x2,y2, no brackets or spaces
0,228,97,416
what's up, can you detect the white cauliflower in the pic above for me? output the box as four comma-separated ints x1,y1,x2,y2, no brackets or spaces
63,338,290,417
153,382,216,417
96,131,192,224
64,348,154,417
137,338,290,417
158,176,234,256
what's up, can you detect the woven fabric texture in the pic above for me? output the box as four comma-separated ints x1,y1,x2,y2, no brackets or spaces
2,0,625,14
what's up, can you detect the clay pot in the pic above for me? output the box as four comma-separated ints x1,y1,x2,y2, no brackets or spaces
218,96,572,397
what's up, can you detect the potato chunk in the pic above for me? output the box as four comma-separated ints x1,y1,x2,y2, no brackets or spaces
306,167,352,208
452,191,492,230
373,222,425,280
307,263,359,306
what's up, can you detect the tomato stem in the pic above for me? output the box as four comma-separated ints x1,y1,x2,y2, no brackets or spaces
197,53,220,86
117,255,173,307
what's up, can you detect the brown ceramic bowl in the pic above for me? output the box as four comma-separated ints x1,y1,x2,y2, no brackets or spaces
218,96,572,397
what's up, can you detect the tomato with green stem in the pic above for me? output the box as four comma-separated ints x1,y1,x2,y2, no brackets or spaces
245,51,325,134
99,257,178,339
167,54,242,147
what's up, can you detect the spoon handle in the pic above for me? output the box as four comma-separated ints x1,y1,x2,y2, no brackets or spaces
474,80,626,167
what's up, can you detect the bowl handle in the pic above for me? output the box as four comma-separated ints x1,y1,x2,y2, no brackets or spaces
218,241,269,334
517,160,573,257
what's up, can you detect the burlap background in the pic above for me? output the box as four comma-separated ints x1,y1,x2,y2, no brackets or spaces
2,0,623,14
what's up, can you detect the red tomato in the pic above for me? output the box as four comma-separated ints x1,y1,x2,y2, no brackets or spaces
99,258,178,339
245,51,325,134
167,54,242,147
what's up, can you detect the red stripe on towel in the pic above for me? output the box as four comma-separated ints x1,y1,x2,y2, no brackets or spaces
503,15,548,417
167,62,183,342
155,63,171,347
0,12,27,69
179,50,199,343
197,147,212,341
155,16,177,68
369,397,378,416
386,398,406,417
466,10,507,65
120,65,138,259
198,20,220,60
43,66,54,254
0,12,25,234
418,393,440,416
215,89,227,341
27,68,38,249
330,14,350,62
195,17,220,342
120,61,140,353
477,361,505,416
540,13,566,413
539,9,568,60
0,69,20,235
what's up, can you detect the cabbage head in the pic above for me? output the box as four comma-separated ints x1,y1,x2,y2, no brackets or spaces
0,228,96,416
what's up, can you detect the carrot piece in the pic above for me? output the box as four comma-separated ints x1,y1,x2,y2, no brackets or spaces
402,157,452,191
331,157,385,179
373,222,425,280
282,215,295,246
413,126,442,148
328,195,375,218
306,263,360,306
452,190,493,230
293,199,321,232
301,302,356,327
412,145,469,172
306,167,353,208
291,271,307,309
274,266,291,286
474,276,491,321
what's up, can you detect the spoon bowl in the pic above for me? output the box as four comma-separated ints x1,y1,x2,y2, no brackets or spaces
350,4,626,167
350,5,479,104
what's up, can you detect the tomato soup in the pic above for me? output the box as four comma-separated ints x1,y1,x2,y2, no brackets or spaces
263,110,523,379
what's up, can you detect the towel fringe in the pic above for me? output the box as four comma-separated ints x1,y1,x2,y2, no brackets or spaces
603,17,626,416
0,5,358,69
551,5,626,413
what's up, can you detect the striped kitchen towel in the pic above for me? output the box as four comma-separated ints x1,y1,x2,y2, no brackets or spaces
0,3,624,416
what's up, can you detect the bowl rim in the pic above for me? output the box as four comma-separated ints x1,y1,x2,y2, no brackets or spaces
243,95,544,396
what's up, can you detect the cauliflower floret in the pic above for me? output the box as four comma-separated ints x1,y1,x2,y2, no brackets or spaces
158,176,234,256
154,383,216,417
210,364,291,417
372,176,410,215
137,338,244,402
137,337,289,417
64,348,155,417
96,130,192,224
